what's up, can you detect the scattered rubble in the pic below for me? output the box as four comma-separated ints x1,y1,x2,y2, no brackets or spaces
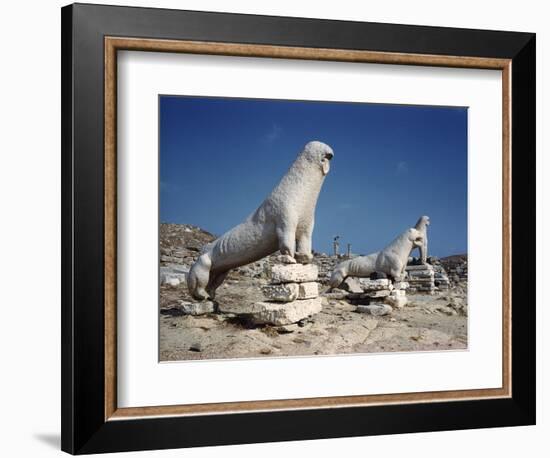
159,224,468,361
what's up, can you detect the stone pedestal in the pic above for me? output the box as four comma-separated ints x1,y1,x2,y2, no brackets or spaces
249,263,322,325
248,297,322,326
346,278,408,309
348,278,393,304
405,264,435,294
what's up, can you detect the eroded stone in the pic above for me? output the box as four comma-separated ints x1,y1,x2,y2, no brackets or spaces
271,263,319,284
356,304,393,316
298,282,319,299
262,283,299,302
177,300,216,316
248,297,323,325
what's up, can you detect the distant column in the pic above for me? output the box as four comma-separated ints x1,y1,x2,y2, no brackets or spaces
347,243,351,258
333,236,340,256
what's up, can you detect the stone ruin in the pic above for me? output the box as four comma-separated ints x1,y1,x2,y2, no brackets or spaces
440,256,468,285
404,256,461,293
326,277,408,316
175,260,324,324
405,264,436,294
249,262,322,326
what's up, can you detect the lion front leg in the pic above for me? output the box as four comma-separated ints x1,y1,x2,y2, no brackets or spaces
389,263,406,283
206,270,229,300
276,222,297,259
295,225,314,264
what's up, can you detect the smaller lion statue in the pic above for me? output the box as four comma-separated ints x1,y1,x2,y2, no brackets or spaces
414,215,430,264
329,226,424,289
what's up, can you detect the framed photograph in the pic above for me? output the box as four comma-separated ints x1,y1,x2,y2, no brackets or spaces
61,3,536,454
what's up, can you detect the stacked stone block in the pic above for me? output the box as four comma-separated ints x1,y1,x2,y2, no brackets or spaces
405,264,435,294
346,278,409,313
248,263,322,326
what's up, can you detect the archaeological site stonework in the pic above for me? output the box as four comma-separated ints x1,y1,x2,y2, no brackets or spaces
249,261,322,326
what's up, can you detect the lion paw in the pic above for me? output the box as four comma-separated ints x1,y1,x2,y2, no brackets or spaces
295,252,313,264
276,254,297,264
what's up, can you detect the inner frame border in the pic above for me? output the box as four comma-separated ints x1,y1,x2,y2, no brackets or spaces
104,37,511,421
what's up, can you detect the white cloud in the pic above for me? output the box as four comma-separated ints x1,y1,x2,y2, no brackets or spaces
264,123,282,143
396,161,409,175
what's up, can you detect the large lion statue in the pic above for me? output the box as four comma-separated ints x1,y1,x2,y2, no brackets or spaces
329,226,424,289
187,141,334,300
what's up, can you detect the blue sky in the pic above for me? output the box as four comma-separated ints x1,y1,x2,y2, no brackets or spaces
159,96,467,257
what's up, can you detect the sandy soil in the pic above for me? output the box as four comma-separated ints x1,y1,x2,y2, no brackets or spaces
159,276,467,361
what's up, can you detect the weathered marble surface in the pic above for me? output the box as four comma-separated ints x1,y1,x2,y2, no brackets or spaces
177,300,216,315
356,304,393,316
329,226,424,288
414,215,430,264
271,263,319,284
358,278,394,291
261,283,300,302
187,141,333,300
247,297,323,326
297,282,319,299
160,264,190,286
385,291,408,308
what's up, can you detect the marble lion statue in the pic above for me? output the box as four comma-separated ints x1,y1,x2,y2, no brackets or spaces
329,226,424,289
187,140,334,300
414,215,430,264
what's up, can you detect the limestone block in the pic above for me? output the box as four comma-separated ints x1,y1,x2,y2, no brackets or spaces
262,283,299,302
358,278,393,291
160,264,189,285
385,295,408,308
406,264,434,271
298,282,319,299
367,289,391,298
323,289,348,300
248,297,322,325
407,271,434,278
261,280,318,302
177,300,216,315
356,304,393,316
165,278,180,287
393,281,409,290
271,263,318,284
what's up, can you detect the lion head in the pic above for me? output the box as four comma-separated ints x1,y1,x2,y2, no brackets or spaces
415,215,430,228
301,141,334,176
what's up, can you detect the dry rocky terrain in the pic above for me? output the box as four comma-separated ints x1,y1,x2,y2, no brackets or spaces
159,223,468,361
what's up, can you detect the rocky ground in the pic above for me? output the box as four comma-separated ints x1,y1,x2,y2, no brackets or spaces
159,223,468,361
